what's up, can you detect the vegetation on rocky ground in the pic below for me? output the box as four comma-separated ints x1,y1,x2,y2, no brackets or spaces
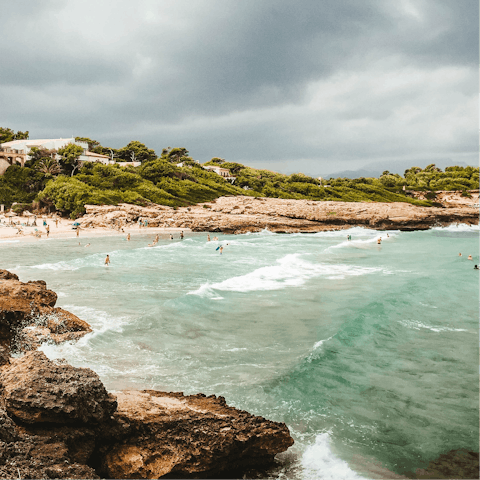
0,129,478,217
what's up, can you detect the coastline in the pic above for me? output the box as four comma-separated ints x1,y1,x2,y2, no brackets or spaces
2,195,478,243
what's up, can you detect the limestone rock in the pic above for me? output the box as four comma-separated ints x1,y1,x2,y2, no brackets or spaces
100,390,294,479
79,195,478,234
0,351,117,424
0,434,99,479
0,271,91,354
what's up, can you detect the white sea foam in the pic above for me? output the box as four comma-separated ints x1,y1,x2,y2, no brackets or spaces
431,223,479,232
313,227,380,238
39,304,129,364
399,319,468,333
189,254,382,295
313,335,334,350
301,433,363,480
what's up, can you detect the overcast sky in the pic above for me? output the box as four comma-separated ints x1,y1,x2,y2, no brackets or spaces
1,0,478,175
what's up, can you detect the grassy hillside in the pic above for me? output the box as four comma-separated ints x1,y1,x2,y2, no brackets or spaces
0,153,478,218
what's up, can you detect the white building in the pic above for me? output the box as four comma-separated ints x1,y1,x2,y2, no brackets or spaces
204,165,237,183
0,137,110,175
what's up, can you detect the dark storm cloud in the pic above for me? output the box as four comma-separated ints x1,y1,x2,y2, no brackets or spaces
0,0,477,174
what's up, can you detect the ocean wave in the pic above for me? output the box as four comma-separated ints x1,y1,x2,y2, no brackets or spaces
301,433,363,480
399,319,468,333
188,254,382,295
432,223,479,232
313,227,395,238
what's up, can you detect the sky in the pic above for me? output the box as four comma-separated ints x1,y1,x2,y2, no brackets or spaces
1,0,478,176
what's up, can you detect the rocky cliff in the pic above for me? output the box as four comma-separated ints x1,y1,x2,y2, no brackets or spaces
80,195,479,234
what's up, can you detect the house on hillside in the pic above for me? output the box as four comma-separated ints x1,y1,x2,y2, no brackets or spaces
0,137,110,175
203,165,237,183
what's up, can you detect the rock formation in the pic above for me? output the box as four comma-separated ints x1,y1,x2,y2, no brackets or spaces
0,351,294,479
80,194,479,234
0,269,91,354
99,390,293,478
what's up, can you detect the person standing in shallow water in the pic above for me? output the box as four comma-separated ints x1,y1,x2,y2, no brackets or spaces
377,237,382,244
219,246,224,255
127,233,131,241
207,234,211,242
105,255,110,266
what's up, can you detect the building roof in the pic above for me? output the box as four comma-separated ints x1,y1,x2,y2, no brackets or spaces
84,151,109,158
1,138,75,147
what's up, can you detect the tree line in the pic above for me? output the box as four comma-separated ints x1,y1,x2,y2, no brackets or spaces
0,127,478,217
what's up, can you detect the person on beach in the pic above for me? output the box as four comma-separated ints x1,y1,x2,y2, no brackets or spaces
46,225,50,238
207,234,211,242
377,237,382,244
180,231,184,239
55,217,58,228
105,255,110,266
468,255,473,260
76,226,80,237
33,215,37,227
127,233,131,241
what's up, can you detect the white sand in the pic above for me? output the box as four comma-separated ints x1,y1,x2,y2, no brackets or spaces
0,214,189,243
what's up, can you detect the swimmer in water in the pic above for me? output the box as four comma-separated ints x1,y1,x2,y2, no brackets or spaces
170,234,173,240
85,243,91,247
468,255,473,260
459,253,462,256
474,265,479,270
105,255,110,266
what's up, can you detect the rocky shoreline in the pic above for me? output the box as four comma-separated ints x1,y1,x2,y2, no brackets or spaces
0,270,293,478
79,193,479,234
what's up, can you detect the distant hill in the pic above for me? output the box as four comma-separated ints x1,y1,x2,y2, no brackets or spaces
323,159,472,179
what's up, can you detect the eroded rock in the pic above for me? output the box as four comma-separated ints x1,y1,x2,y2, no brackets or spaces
0,271,91,354
80,195,479,234
0,351,117,424
100,390,294,479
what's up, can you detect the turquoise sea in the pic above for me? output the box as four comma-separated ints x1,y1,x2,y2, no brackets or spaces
1,224,479,479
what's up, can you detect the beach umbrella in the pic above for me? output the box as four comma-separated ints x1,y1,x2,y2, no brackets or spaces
6,212,16,217
72,222,80,226
23,211,33,216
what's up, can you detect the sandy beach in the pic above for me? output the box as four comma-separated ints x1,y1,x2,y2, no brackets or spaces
0,214,190,243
